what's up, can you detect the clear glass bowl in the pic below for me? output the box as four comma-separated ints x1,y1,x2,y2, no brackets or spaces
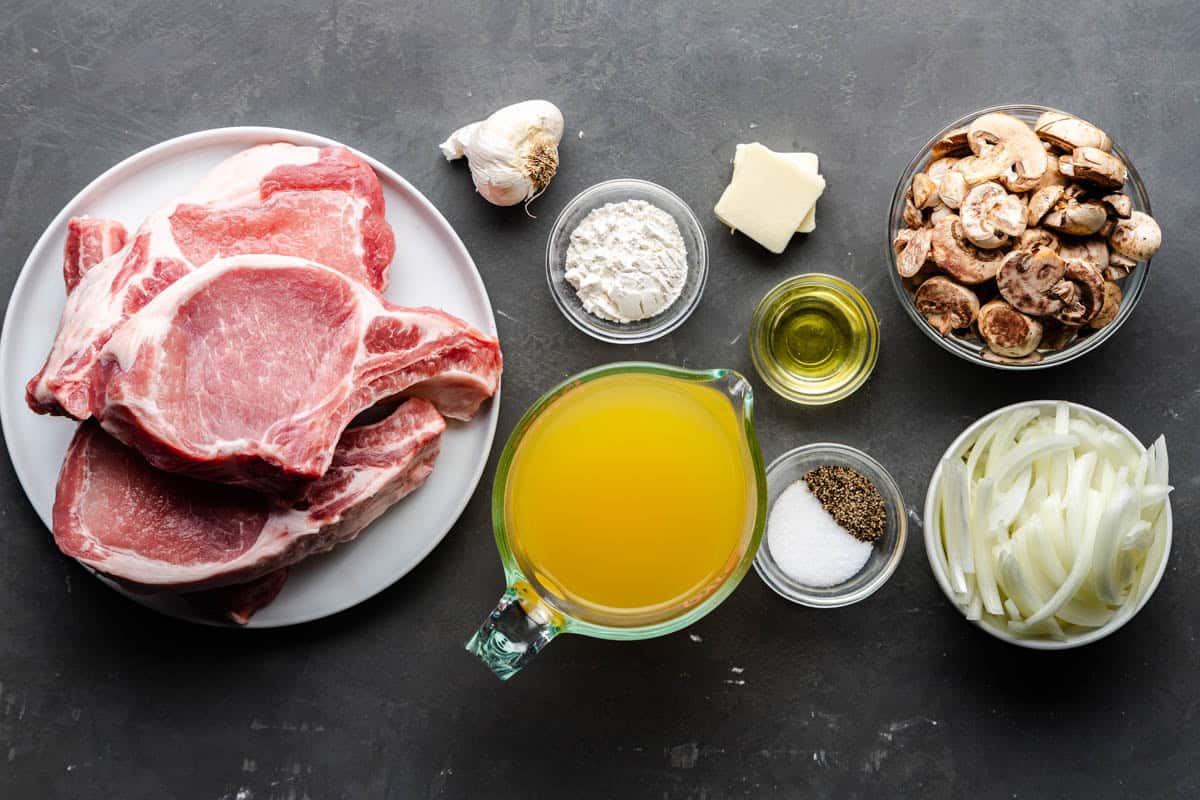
749,273,880,405
754,443,906,607
923,400,1173,649
546,179,708,344
886,103,1154,370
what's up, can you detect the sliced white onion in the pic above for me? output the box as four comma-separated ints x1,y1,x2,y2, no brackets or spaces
935,405,1169,640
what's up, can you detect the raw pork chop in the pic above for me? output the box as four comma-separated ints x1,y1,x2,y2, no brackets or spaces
186,568,290,624
63,216,128,293
94,255,501,495
28,143,395,419
52,398,445,594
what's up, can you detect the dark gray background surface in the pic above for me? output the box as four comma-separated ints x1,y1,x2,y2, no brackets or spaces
1,2,1196,798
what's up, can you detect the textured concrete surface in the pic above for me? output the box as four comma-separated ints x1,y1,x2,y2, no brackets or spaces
1,2,1197,798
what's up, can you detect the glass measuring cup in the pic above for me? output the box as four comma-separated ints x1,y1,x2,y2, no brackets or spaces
466,362,767,679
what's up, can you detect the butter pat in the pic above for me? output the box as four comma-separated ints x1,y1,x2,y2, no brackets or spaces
782,153,820,233
732,147,821,233
716,143,826,254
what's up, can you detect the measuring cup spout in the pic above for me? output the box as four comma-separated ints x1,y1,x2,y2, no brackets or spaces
466,585,561,680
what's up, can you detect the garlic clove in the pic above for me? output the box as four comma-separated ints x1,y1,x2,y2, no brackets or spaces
439,121,480,160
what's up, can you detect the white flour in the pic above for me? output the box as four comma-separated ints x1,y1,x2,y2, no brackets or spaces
564,199,687,323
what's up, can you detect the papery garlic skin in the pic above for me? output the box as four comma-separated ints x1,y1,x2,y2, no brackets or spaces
440,100,564,207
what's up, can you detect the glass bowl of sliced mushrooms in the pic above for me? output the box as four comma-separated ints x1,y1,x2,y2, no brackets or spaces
887,104,1161,369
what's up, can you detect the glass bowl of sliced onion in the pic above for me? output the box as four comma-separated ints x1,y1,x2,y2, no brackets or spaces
923,400,1172,649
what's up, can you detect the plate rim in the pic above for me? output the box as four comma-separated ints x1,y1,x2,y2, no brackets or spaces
0,125,500,628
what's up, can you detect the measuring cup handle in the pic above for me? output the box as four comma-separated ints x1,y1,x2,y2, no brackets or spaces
466,587,560,680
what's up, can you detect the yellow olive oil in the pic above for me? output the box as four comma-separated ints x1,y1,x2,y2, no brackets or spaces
751,275,879,404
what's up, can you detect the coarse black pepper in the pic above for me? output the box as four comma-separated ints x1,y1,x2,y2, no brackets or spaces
803,465,886,543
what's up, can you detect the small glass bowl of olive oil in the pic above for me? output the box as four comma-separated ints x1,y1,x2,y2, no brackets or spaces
750,274,879,405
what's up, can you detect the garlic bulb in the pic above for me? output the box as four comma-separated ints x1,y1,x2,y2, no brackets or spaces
439,100,564,208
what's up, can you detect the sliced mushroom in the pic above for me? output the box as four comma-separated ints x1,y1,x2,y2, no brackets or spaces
1042,200,1108,236
931,127,970,160
980,349,1044,366
1034,112,1112,153
938,171,968,210
960,113,1047,187
912,173,939,209
1039,318,1079,351
1053,259,1107,325
1088,281,1123,329
1027,184,1065,226
978,299,1043,357
915,276,980,336
1015,227,1059,254
1106,251,1137,280
996,247,1066,316
930,215,1007,284
1102,192,1132,219
960,182,1025,249
929,203,954,225
893,226,933,277
1059,147,1127,189
1001,168,1043,194
1108,211,1162,261
1058,237,1109,271
926,157,960,183
993,194,1027,237
1030,153,1068,191
902,195,923,229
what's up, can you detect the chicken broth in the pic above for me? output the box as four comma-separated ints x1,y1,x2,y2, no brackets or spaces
504,373,756,623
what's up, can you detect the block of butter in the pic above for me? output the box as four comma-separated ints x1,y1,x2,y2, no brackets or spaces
732,146,821,233
716,143,826,254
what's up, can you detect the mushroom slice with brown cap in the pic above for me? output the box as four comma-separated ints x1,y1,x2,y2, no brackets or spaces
1016,227,1059,254
961,113,1047,188
1042,199,1108,236
960,182,1025,249
1088,281,1123,329
1027,184,1065,226
997,247,1067,316
931,127,970,160
978,299,1044,357
1039,318,1080,351
1102,193,1132,219
915,276,980,336
893,226,933,277
1109,211,1162,261
1034,113,1113,153
1106,251,1137,280
930,215,1007,284
1053,259,1107,325
1059,147,1128,189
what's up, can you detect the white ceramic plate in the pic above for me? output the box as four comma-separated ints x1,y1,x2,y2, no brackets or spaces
0,127,499,627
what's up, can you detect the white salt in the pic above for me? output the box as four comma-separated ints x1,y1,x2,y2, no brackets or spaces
767,480,872,587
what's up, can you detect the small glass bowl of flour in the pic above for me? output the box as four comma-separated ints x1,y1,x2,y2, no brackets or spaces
547,179,708,343
754,443,907,608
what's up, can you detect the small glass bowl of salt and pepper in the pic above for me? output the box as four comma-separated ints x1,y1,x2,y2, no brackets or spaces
754,443,907,607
